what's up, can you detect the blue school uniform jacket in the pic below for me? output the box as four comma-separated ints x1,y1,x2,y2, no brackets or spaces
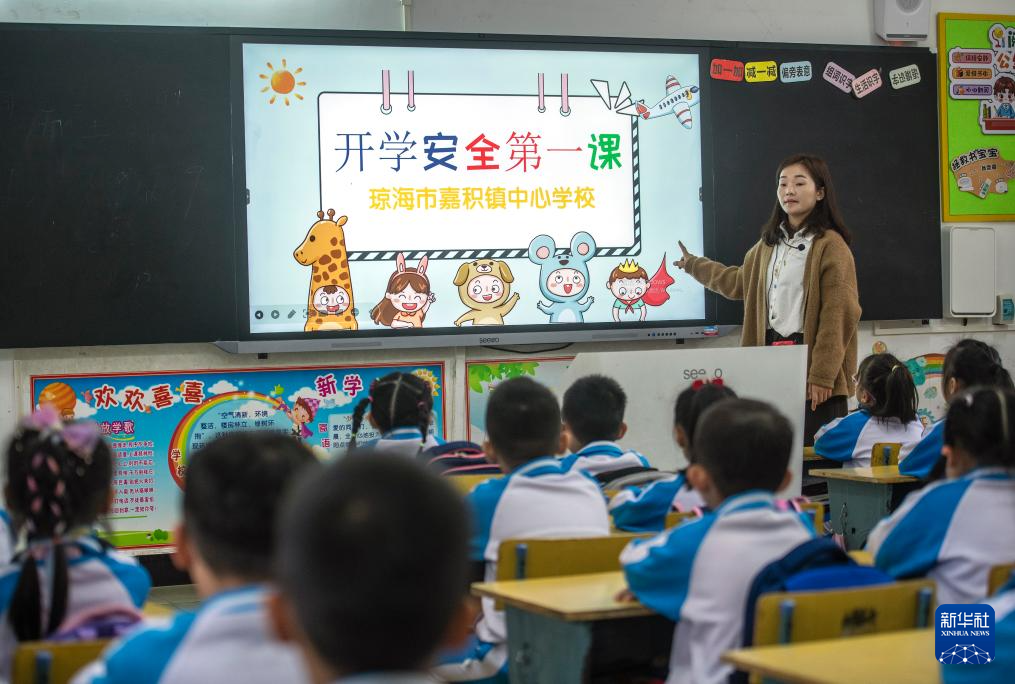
621,491,815,684
608,473,706,533
0,536,150,676
868,467,1015,606
73,585,308,684
558,441,651,478
899,420,945,479
942,575,1015,683
371,427,442,459
813,410,924,468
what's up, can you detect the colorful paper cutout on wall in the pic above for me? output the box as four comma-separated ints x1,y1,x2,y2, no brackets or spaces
779,61,813,83
949,147,1014,198
745,61,778,83
851,68,883,99
710,58,745,82
822,61,856,93
889,64,922,89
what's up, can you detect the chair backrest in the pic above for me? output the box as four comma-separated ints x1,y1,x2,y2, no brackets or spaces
988,562,1015,596
496,533,649,582
446,473,498,496
12,639,109,684
871,442,902,467
798,501,826,536
665,510,701,529
751,578,935,647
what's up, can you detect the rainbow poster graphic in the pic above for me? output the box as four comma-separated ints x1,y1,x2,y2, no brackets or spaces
31,362,446,551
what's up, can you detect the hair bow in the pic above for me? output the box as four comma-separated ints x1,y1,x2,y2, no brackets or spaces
691,377,724,390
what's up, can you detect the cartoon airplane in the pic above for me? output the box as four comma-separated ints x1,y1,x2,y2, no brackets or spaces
615,75,701,129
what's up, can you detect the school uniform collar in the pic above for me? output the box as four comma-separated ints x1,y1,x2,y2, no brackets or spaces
510,456,566,478
199,584,266,615
960,466,1015,482
381,427,425,441
712,489,778,516
573,441,624,457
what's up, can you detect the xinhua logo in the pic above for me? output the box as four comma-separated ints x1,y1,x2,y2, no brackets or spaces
936,604,995,665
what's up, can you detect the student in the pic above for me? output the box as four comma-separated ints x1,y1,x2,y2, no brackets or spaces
868,387,1015,606
269,453,472,684
559,374,650,479
620,399,814,684
609,380,735,532
436,377,611,682
0,408,150,674
348,372,442,457
74,433,317,684
814,353,923,467
900,339,1014,479
942,574,1015,682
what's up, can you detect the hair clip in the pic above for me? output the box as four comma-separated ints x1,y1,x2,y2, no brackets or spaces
691,377,724,390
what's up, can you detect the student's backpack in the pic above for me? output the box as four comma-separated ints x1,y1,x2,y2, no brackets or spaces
594,465,658,486
420,440,502,476
737,537,894,668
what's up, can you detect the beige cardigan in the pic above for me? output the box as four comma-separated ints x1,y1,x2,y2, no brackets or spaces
685,230,861,397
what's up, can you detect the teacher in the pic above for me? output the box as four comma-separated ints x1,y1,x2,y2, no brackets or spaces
675,154,861,444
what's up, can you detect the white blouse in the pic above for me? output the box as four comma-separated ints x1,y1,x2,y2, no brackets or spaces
765,226,815,337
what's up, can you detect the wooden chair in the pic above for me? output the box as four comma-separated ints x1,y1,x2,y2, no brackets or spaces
798,501,826,536
496,533,649,582
750,578,935,648
988,562,1015,596
665,510,701,529
446,473,498,496
870,442,902,467
12,639,109,684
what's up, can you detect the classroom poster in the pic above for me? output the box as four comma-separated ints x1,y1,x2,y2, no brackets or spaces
31,362,445,551
938,13,1015,221
465,356,574,444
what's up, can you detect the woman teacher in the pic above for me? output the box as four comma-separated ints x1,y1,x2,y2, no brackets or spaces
675,154,861,444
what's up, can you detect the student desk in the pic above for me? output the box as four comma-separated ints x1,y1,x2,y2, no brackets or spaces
809,466,919,551
473,571,671,683
723,629,938,684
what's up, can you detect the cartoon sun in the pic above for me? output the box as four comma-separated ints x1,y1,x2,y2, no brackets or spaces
259,59,306,106
413,369,441,397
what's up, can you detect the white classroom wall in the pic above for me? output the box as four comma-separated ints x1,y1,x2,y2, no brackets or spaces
2,0,1014,459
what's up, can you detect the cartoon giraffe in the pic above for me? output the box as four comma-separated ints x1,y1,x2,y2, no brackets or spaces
294,209,358,331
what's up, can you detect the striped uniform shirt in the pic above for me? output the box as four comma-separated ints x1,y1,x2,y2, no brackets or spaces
0,536,150,677
813,410,924,468
621,491,815,684
371,428,442,459
609,473,706,533
942,576,1015,683
868,467,1015,606
558,441,651,479
899,420,945,479
73,585,308,684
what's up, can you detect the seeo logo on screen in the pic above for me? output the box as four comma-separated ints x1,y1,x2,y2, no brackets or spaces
937,605,995,666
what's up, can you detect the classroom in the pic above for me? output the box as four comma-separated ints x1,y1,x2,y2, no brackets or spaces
1,0,1015,682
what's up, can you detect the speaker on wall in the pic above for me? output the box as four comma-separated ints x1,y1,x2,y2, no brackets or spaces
874,0,930,42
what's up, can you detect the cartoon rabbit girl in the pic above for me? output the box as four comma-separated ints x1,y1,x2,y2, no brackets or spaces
370,253,436,329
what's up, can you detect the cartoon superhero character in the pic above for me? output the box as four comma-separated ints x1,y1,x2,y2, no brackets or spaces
453,259,519,326
528,232,596,323
370,253,435,329
313,285,351,317
607,259,649,322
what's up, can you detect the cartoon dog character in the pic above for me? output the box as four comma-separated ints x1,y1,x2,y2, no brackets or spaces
453,259,520,326
528,232,597,323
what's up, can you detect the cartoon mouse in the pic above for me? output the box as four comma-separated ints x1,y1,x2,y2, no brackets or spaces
528,231,597,323
453,259,520,326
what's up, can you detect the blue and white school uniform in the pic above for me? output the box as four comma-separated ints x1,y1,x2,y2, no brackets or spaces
333,676,436,684
372,427,442,459
73,585,308,684
813,410,924,468
559,441,651,479
0,511,14,566
0,535,150,676
942,576,1015,683
867,467,1015,606
899,420,945,479
621,491,815,684
434,457,610,682
608,473,705,533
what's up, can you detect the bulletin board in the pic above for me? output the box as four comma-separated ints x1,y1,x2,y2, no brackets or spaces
938,13,1015,222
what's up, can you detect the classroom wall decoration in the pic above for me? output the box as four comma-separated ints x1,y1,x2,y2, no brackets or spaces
939,13,1015,222
31,362,445,550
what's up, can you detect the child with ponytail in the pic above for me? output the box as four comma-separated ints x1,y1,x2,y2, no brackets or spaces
900,339,1014,479
868,386,1015,605
814,353,923,467
348,372,442,458
0,407,150,670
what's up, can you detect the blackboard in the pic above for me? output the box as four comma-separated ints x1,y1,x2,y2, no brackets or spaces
0,25,236,347
708,44,941,324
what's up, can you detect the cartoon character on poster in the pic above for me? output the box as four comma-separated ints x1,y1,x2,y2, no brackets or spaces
370,253,436,329
994,75,1015,119
294,209,358,332
453,259,520,326
606,257,675,322
278,396,319,440
528,231,596,323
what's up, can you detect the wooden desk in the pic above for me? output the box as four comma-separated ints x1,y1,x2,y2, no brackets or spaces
810,466,919,550
723,629,937,684
473,572,669,683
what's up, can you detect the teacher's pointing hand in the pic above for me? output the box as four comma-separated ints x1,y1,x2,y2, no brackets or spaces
673,240,694,272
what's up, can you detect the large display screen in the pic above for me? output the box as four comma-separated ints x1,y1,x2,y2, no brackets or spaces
237,37,711,347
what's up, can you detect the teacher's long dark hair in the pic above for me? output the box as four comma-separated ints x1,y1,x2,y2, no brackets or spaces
761,154,852,246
